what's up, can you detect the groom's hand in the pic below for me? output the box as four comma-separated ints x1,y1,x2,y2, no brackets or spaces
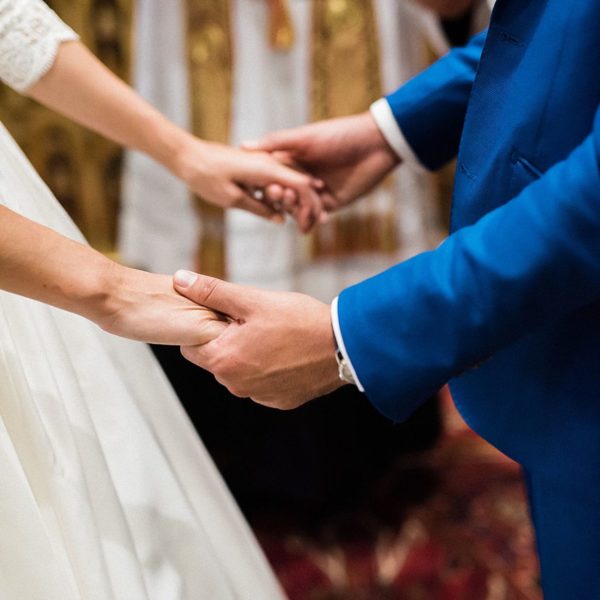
244,111,400,213
173,270,343,408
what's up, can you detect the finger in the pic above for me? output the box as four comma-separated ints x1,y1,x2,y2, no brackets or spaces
267,162,318,193
181,344,212,370
173,271,250,317
242,168,322,222
232,185,285,223
296,187,323,233
297,201,313,233
241,129,305,154
264,183,284,203
271,150,296,167
241,148,323,192
320,190,339,212
282,188,298,211
270,152,323,190
183,317,229,347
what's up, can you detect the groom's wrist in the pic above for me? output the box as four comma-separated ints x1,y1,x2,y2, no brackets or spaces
370,99,423,170
331,297,364,391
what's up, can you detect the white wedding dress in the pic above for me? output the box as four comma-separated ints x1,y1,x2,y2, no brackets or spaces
0,1,285,599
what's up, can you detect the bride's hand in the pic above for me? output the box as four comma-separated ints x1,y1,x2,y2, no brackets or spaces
172,137,325,233
96,264,228,346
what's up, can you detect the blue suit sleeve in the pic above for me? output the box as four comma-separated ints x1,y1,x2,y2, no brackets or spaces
338,106,600,422
387,30,487,170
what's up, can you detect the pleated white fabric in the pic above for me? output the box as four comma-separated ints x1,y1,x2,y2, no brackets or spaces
0,123,285,599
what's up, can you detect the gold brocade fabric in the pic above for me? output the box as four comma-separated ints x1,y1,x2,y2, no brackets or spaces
0,0,132,254
310,0,396,259
311,0,381,123
267,0,295,51
186,0,233,278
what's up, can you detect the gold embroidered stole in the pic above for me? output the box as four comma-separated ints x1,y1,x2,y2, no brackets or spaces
267,0,295,51
0,0,133,256
186,0,233,277
310,0,396,259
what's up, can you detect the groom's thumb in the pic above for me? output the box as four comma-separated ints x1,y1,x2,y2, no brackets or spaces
173,271,245,317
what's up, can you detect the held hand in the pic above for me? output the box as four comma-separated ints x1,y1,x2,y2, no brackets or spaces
173,137,325,233
244,111,400,213
172,270,343,408
96,264,228,346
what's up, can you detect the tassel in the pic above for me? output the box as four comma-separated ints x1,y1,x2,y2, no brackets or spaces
267,0,295,51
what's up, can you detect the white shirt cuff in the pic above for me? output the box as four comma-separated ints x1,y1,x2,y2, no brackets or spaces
370,98,426,172
331,297,365,392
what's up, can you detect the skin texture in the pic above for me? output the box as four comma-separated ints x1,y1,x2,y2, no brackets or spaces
3,38,326,345
0,206,227,345
245,111,400,214
28,41,324,229
173,271,343,408
173,111,403,407
172,0,482,401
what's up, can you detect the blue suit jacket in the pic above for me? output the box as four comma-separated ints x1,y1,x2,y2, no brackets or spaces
338,3,600,592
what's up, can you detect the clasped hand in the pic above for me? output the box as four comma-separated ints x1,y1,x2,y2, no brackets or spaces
162,110,399,407
183,109,399,233
170,270,343,409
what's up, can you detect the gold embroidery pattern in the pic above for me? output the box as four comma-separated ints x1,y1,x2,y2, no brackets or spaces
311,0,382,121
310,0,397,258
0,0,132,255
186,0,233,278
267,0,295,51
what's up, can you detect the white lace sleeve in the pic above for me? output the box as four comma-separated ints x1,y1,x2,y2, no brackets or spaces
0,0,79,93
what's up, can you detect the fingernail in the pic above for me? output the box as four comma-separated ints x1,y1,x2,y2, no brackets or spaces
241,139,259,149
174,269,198,288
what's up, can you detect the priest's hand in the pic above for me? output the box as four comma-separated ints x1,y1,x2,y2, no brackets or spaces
173,270,343,408
243,111,400,213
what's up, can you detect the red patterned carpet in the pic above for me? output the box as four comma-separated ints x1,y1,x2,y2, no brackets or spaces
254,391,542,600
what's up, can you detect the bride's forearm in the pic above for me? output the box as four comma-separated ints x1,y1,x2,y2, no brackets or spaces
26,41,195,177
0,205,118,322
0,206,228,345
24,39,321,225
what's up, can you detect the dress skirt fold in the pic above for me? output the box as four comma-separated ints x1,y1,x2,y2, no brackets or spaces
0,123,284,600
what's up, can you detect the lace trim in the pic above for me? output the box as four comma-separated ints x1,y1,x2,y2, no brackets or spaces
0,0,79,93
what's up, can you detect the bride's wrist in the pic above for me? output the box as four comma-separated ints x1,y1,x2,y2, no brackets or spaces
170,135,211,185
136,110,197,178
77,257,130,328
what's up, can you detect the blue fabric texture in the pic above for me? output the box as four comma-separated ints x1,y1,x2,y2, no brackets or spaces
338,3,600,595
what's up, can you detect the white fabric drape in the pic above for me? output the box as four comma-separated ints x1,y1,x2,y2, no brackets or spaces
119,0,200,274
0,123,285,600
